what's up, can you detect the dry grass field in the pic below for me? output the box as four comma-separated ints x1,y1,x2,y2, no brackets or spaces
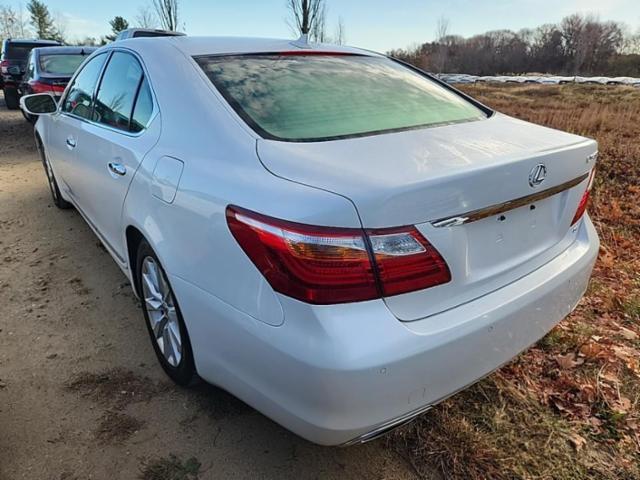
390,84,640,479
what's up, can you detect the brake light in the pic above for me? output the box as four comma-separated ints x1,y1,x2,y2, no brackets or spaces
276,51,358,56
0,60,9,73
368,227,451,297
30,81,65,94
226,206,451,304
571,168,596,226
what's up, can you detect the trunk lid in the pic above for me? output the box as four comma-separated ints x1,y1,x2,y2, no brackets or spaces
39,73,70,84
257,113,597,320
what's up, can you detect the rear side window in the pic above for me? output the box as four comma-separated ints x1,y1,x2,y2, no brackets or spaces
196,54,486,142
130,78,153,133
39,54,89,75
25,52,35,79
62,53,108,120
132,31,165,38
94,52,143,131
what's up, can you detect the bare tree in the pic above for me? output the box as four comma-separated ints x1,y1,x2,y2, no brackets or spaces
135,5,157,28
286,0,325,38
622,30,640,55
152,0,180,31
561,14,623,74
16,3,28,36
1,6,18,37
432,16,450,72
136,5,156,29
389,12,634,76
52,10,66,42
334,16,346,45
310,1,327,42
1,4,30,38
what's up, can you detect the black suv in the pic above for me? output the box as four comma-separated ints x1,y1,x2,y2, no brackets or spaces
1,38,60,109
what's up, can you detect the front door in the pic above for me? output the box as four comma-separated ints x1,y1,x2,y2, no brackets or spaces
53,52,109,198
69,51,158,262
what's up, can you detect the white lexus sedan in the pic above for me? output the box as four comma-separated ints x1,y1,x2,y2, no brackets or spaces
21,36,599,446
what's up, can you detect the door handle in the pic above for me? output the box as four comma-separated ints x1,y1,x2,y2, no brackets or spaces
108,162,126,176
65,136,76,149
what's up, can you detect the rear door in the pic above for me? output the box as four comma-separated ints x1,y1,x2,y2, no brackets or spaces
70,50,158,262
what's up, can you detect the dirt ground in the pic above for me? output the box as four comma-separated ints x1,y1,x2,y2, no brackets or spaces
0,93,424,480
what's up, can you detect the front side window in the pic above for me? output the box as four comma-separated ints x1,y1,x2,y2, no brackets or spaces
196,54,486,142
62,53,108,120
39,54,89,76
93,52,143,131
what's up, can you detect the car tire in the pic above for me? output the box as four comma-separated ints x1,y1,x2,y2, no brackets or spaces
136,240,199,387
37,139,72,210
3,87,19,110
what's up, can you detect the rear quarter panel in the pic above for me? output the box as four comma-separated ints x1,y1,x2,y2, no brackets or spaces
122,43,363,326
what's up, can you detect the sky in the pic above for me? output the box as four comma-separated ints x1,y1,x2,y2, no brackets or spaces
17,0,640,51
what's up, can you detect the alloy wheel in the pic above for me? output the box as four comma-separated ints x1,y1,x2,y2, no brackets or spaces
141,256,183,367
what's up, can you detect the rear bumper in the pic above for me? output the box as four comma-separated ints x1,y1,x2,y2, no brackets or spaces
171,215,599,446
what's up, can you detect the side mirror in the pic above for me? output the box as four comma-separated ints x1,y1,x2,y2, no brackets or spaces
7,65,21,75
20,93,58,115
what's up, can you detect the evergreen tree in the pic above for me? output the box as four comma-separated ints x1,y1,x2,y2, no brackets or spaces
26,0,59,41
106,16,129,42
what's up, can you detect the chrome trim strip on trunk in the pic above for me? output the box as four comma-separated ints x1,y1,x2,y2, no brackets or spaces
431,172,590,228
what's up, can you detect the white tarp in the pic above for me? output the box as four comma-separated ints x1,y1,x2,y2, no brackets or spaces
436,73,640,86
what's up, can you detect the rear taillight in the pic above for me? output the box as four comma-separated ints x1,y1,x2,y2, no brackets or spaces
368,227,451,297
571,168,596,226
0,60,9,73
226,206,450,305
30,81,65,94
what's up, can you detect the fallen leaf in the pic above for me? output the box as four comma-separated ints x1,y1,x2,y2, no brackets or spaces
579,342,606,360
613,396,632,414
599,247,616,269
569,433,587,451
588,417,603,427
608,199,623,220
620,327,638,341
555,353,581,369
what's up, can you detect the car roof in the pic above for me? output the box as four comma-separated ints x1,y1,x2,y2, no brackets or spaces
118,35,380,58
3,38,60,45
118,28,186,38
32,46,98,55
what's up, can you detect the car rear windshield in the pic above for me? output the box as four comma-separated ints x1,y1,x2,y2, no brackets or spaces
6,44,39,60
39,54,88,75
195,54,486,142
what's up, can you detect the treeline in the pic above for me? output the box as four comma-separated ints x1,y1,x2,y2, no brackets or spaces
1,0,345,47
0,0,181,46
389,14,640,76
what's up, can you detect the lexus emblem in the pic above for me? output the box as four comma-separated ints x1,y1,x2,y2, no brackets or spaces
529,164,547,187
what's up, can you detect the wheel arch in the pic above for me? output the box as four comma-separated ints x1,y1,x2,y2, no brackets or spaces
125,225,146,297
34,130,44,153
